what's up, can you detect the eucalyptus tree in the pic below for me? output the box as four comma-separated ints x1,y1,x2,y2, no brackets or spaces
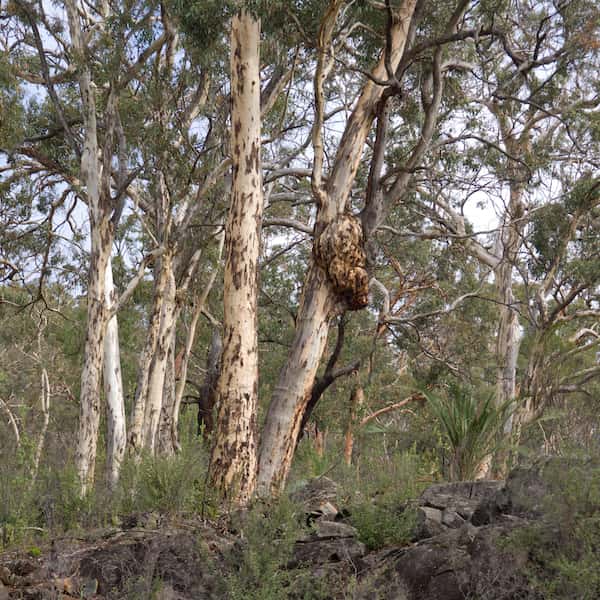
204,9,263,504
519,175,600,425
1,0,175,492
183,0,526,496
383,0,600,457
126,0,299,459
256,0,508,495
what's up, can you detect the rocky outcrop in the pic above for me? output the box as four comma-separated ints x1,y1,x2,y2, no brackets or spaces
0,460,593,599
415,480,504,538
355,457,598,599
0,520,232,599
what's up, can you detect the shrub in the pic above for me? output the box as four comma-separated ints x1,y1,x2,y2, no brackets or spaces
349,501,417,552
219,497,305,600
335,446,428,551
113,438,209,515
507,459,600,599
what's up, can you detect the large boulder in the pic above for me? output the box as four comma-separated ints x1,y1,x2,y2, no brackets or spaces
354,457,599,599
356,518,534,600
0,521,230,599
292,519,365,567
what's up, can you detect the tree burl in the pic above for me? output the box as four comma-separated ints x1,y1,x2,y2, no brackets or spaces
314,214,369,310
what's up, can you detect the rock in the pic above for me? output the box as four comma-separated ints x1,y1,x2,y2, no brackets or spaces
292,519,365,567
415,506,444,539
290,477,341,521
441,509,465,529
471,496,500,526
469,457,599,524
80,577,99,598
356,519,532,600
1,461,592,599
304,520,359,540
0,566,12,586
419,480,504,521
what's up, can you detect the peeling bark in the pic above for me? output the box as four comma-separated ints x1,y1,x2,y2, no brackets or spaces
65,0,116,494
157,329,177,456
344,387,364,466
76,233,112,492
129,303,160,452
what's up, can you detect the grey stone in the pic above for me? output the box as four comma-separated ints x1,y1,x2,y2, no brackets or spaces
419,480,504,521
441,508,465,528
415,506,444,539
290,476,341,519
292,535,366,567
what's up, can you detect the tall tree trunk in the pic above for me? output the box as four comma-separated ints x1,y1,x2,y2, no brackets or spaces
257,267,335,494
489,116,528,475
344,386,364,466
77,233,112,492
66,0,115,493
158,328,177,456
256,0,417,497
169,232,224,451
495,258,521,431
30,369,49,485
143,256,177,453
128,259,167,453
104,259,126,487
495,172,525,418
197,327,222,437
207,10,262,506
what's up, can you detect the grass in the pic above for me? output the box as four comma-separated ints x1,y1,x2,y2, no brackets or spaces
0,430,211,549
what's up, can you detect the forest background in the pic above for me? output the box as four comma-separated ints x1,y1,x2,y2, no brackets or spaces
0,0,599,551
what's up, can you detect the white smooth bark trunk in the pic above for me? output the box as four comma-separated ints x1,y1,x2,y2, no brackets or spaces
143,257,177,454
66,0,114,494
494,175,526,437
207,10,262,505
0,397,20,450
128,263,165,452
495,260,521,432
77,240,111,492
29,367,50,487
171,235,223,450
257,266,334,495
103,259,126,487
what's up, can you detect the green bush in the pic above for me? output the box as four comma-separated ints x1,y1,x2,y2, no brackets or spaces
349,501,417,552
219,497,305,600
114,439,208,515
0,431,211,549
334,446,428,551
36,463,93,531
508,459,600,599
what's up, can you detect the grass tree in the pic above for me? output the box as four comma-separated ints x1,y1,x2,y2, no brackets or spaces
425,385,513,481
